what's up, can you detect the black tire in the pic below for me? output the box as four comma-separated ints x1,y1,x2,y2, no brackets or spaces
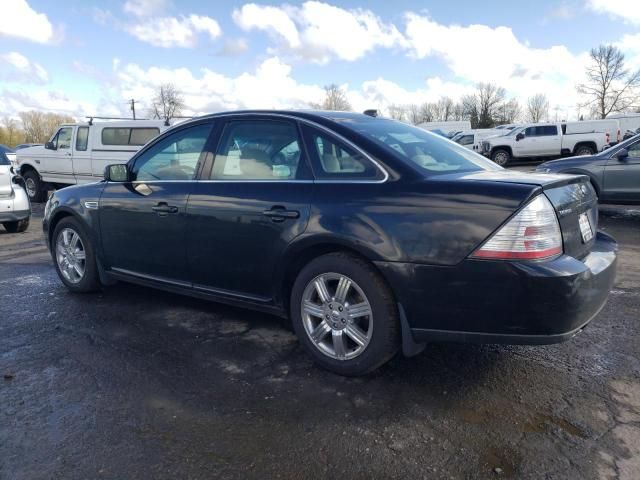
23,170,47,203
3,217,29,233
575,145,594,156
491,149,511,166
52,217,101,293
290,252,399,376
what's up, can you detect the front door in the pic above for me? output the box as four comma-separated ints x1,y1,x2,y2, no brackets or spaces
42,126,75,183
603,140,640,203
99,121,215,283
186,118,312,302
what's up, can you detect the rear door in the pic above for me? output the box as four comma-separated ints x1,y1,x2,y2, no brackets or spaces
186,116,312,302
603,139,640,203
99,121,215,283
539,125,562,155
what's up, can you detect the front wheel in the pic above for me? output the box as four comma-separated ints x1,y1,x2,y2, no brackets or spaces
52,217,101,292
22,170,47,203
3,217,29,233
575,145,594,156
290,252,399,376
491,149,511,166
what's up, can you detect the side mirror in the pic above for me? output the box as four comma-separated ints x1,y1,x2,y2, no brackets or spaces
45,141,55,150
104,164,130,182
516,133,525,141
615,148,629,161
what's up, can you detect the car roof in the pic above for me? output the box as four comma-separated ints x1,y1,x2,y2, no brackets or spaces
197,109,375,124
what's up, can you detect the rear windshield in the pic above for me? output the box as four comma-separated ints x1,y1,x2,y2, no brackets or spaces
339,117,501,175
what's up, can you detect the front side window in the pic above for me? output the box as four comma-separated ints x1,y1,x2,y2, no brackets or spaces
132,123,213,181
628,141,640,158
524,126,538,137
210,120,302,180
458,135,474,146
76,127,89,151
54,127,73,150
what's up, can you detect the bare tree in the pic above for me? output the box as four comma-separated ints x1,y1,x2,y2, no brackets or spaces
150,83,186,121
526,94,550,123
498,99,521,124
1,117,18,145
419,102,435,123
437,97,454,121
452,102,466,121
310,84,352,111
461,94,479,128
578,45,640,119
406,104,421,124
476,83,506,128
387,104,407,121
18,111,73,143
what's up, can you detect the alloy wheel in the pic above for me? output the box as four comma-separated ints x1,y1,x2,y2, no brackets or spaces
25,178,37,198
300,273,373,361
55,228,86,284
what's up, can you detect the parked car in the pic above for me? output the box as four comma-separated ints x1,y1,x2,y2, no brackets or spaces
15,143,43,150
536,133,640,204
482,123,609,166
0,152,30,232
43,110,617,375
17,120,169,202
453,129,504,152
0,144,16,167
417,120,472,138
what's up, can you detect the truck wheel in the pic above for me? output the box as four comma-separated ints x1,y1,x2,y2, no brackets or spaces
575,146,594,156
290,252,400,376
2,218,30,233
491,149,511,166
23,170,46,203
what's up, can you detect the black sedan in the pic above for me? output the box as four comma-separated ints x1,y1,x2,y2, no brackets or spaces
536,134,640,204
43,110,617,375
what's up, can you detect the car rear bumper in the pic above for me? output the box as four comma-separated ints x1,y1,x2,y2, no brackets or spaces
375,231,617,345
0,208,30,222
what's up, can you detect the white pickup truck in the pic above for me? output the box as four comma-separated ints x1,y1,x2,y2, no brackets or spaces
481,123,609,166
17,120,168,202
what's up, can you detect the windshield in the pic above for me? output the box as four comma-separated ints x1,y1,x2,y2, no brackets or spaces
0,145,15,154
504,126,525,137
0,152,10,166
339,117,502,175
602,133,640,157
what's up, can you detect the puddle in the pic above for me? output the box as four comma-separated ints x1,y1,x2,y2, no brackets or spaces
522,412,587,438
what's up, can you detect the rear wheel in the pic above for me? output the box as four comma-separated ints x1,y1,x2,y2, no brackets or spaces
2,217,29,233
23,170,46,203
491,149,511,166
52,217,101,292
290,252,399,376
575,145,594,156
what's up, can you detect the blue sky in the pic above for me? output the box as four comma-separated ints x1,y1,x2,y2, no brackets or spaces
1,0,639,120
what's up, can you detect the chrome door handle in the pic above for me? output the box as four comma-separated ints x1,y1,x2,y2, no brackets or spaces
262,207,300,221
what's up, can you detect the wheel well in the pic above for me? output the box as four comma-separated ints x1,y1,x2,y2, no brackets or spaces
573,142,596,153
47,211,74,247
491,146,512,157
280,243,387,314
19,164,38,177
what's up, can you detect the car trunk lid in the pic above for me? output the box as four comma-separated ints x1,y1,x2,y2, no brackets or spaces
435,170,598,259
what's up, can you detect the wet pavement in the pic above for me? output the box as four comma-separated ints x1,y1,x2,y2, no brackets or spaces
1,203,639,479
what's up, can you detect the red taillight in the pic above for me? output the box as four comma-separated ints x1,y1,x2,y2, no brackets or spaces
617,129,621,142
471,194,563,261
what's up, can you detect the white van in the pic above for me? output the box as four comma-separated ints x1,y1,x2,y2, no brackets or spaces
607,113,640,136
417,121,472,138
452,129,504,152
563,119,621,145
17,120,169,201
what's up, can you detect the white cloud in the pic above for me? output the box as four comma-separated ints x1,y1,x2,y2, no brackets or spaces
403,13,589,115
127,14,221,48
218,38,250,56
123,0,171,17
0,0,55,44
233,1,405,64
1,52,49,83
587,0,640,25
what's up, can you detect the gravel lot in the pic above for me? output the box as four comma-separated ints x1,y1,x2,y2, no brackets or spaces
1,201,639,479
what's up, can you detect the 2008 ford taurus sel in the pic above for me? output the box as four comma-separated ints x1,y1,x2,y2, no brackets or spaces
43,110,617,375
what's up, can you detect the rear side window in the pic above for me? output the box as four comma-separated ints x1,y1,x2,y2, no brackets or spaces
541,126,558,136
210,120,303,180
102,127,160,146
76,127,89,151
302,126,383,181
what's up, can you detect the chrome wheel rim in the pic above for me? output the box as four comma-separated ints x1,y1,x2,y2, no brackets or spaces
55,228,86,284
493,152,508,166
301,273,373,361
25,178,36,198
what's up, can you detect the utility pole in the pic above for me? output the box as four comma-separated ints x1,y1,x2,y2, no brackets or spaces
129,99,137,120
